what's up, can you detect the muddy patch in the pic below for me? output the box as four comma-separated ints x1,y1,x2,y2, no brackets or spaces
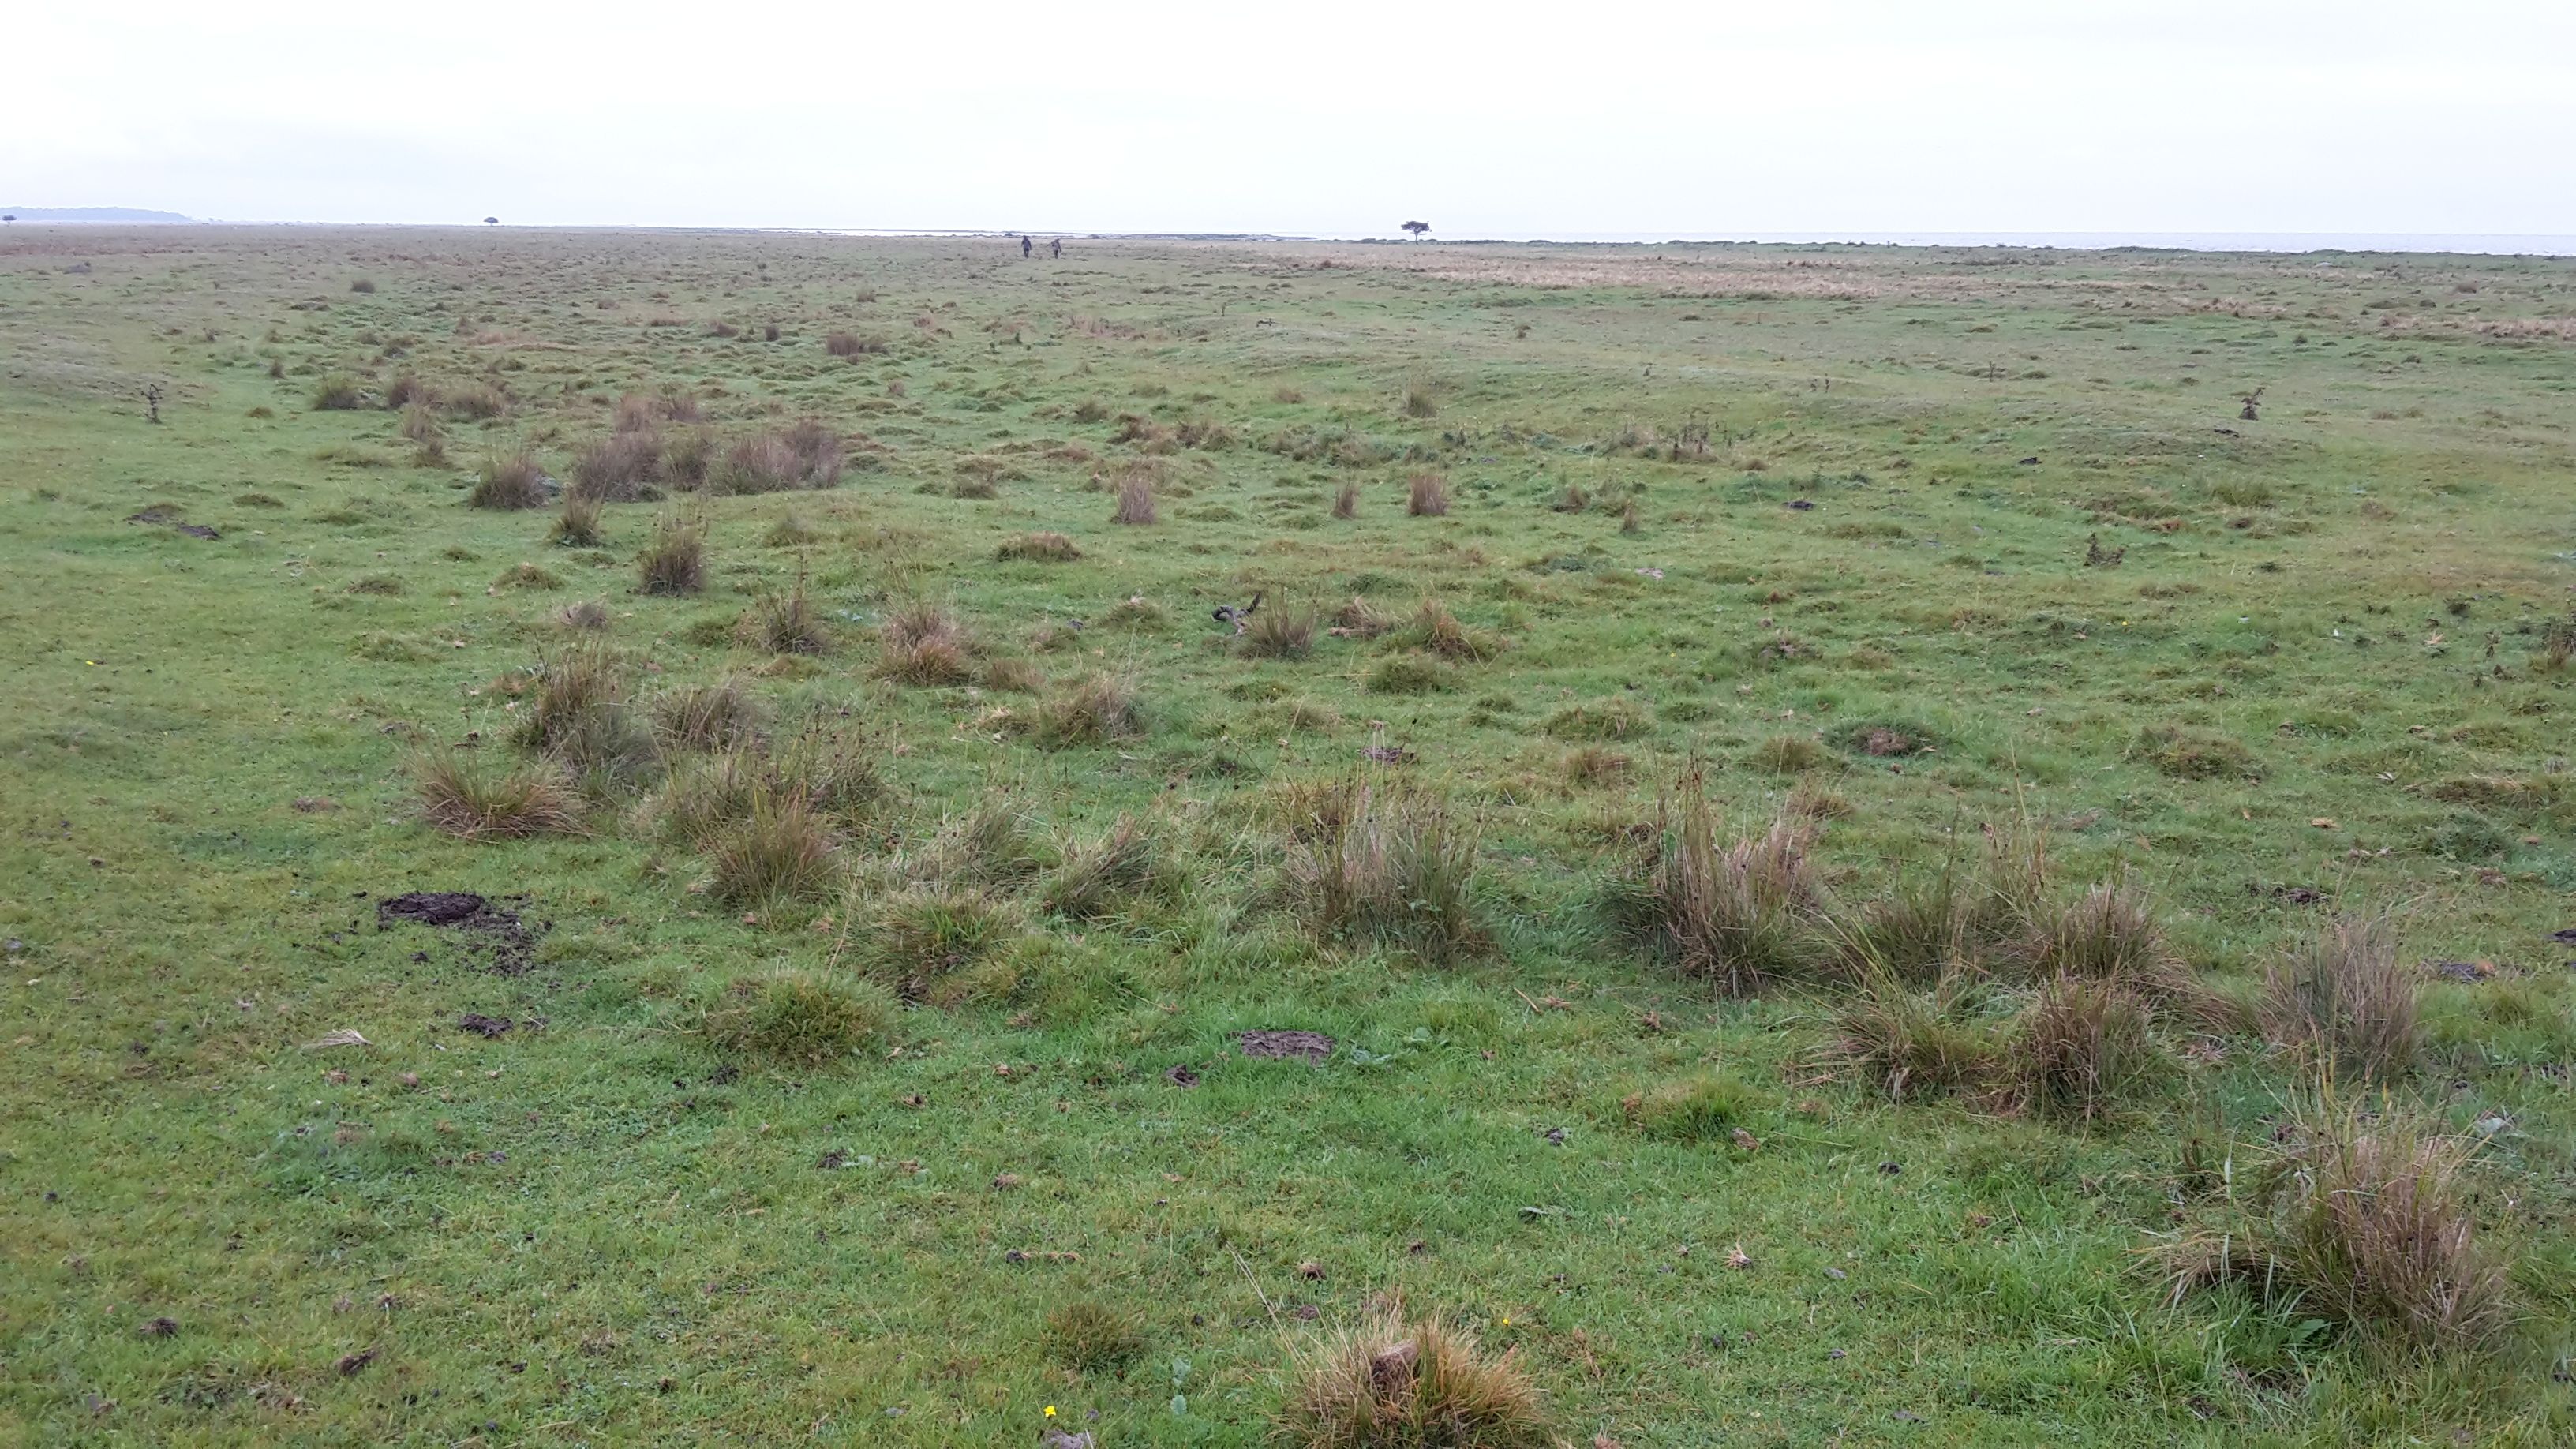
376,891,542,974
125,504,220,540
1239,1029,1336,1063
456,1013,512,1038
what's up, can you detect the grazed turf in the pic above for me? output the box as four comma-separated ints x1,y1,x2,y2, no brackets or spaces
2,227,2572,1446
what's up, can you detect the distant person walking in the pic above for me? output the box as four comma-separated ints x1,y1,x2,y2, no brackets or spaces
1049,238,1061,259
1021,236,1032,259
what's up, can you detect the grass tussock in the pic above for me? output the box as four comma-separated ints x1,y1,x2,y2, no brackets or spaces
511,646,657,789
614,388,701,432
397,402,442,442
443,381,507,421
864,888,1016,1001
310,375,365,411
2155,1097,2514,1351
1111,468,1159,525
1273,1309,1552,1449
2011,881,2188,998
1041,814,1165,919
1332,481,1359,519
1542,695,1649,741
738,575,830,655
1043,1301,1147,1373
706,792,839,909
638,511,707,596
702,968,892,1065
1621,775,1828,994
412,747,580,840
874,600,975,685
2014,975,2167,1122
1406,472,1451,517
1625,1072,1762,1143
549,496,605,548
1240,600,1317,659
1832,975,2002,1102
1284,784,1484,964
2260,915,2417,1080
653,677,765,753
996,530,1081,563
714,424,843,493
1393,597,1497,661
1028,672,1143,747
571,431,664,503
467,449,549,510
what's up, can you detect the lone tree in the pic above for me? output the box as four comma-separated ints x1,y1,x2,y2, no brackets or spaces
484,215,499,227
1401,220,1430,241
2,215,15,226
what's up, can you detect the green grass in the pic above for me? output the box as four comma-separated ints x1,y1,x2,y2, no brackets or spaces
2,228,2574,1446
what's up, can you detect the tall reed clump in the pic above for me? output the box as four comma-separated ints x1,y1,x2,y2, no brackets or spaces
548,495,605,548
1619,772,1828,994
1284,784,1484,964
467,448,549,510
1240,598,1317,660
638,511,706,595
713,423,842,493
1406,472,1451,517
2260,915,2417,1080
1273,1309,1552,1449
410,746,580,840
2013,974,2167,1122
706,791,840,910
2155,1096,2514,1352
1029,672,1143,747
1041,814,1166,919
738,571,830,655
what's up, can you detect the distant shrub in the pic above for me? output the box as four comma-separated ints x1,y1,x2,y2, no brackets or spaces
702,968,893,1065
997,530,1081,563
1275,1311,1552,1449
412,747,579,840
349,278,376,294
615,388,702,432
1399,373,1439,419
2260,915,2417,1080
1406,472,1451,516
1332,480,1359,519
638,511,706,595
383,373,432,409
825,330,886,358
713,424,842,493
662,429,716,489
443,382,507,421
310,374,365,410
1283,783,1483,964
468,449,549,510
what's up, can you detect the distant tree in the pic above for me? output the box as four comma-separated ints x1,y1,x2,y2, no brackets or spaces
2,215,15,225
484,216,499,227
1401,220,1430,242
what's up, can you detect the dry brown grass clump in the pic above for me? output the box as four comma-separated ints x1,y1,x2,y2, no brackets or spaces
443,381,507,421
713,424,843,493
2013,975,2167,1122
1273,1309,1552,1449
1331,597,1396,639
1395,597,1497,661
399,402,443,443
412,747,580,840
1030,672,1144,747
996,530,1081,563
467,448,549,510
1406,473,1451,517
874,600,975,686
570,431,664,503
1332,481,1359,519
2013,881,2183,992
383,373,432,409
1111,468,1159,525
1283,784,1483,965
511,646,658,788
638,511,706,596
1832,974,2002,1102
1621,774,1828,994
2260,915,2417,1080
824,330,886,358
2155,1098,2514,1351
614,388,701,432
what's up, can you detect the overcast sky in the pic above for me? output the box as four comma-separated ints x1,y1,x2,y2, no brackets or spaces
8,0,2574,238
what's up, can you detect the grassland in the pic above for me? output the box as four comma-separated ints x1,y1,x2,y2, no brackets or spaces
2,226,2574,1447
